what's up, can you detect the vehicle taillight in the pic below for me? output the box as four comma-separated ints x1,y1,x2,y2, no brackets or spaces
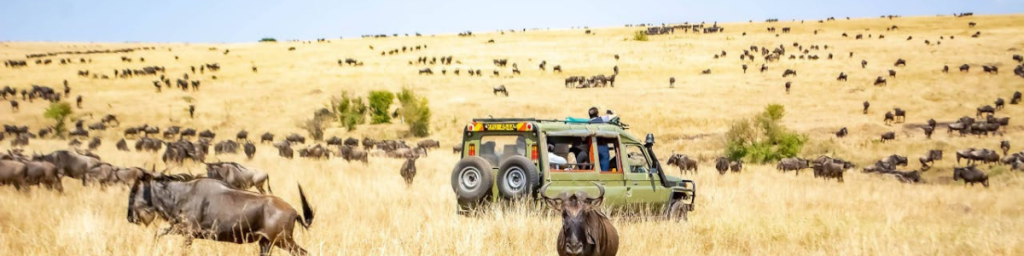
468,144,476,156
531,144,538,160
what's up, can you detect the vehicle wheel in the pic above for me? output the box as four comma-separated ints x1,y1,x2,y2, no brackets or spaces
451,156,494,202
497,156,540,199
665,198,689,222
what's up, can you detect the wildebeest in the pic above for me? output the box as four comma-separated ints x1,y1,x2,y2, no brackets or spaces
884,111,894,125
88,137,101,150
956,148,1000,165
116,138,130,152
337,145,369,163
261,132,275,144
952,166,988,187
894,58,906,67
666,154,698,174
863,101,870,114
777,157,810,175
995,98,1005,110
977,105,995,117
237,130,249,141
274,141,294,159
960,64,970,72
539,182,619,256
888,69,896,78
880,132,896,143
418,68,433,75
1001,140,1011,156
714,157,729,175
417,139,440,149
919,150,943,171
126,173,313,255
245,141,256,160
837,72,847,81
206,162,272,194
874,76,886,86
400,156,417,185
286,134,306,144
862,60,868,68
32,150,101,187
0,159,27,190
493,85,508,96
835,127,848,138
782,69,797,77
893,108,906,122
215,140,240,155
21,159,63,192
729,160,743,172
1013,91,1022,104
982,65,998,74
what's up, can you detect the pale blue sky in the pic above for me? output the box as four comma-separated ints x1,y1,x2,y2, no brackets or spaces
0,0,1020,43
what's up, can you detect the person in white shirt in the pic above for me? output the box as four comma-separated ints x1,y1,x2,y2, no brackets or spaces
547,144,567,164
601,110,616,122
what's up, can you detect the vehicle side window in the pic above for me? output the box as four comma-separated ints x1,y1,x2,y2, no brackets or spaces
596,137,620,172
547,136,595,172
623,145,649,173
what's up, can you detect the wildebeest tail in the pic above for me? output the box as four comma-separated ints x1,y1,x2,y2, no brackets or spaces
296,184,313,229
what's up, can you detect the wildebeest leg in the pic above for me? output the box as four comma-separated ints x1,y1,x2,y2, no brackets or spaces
277,237,308,256
259,240,273,256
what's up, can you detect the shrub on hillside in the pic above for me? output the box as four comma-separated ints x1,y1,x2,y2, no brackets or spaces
724,104,807,164
368,91,394,124
259,37,277,42
331,91,367,131
633,31,649,41
397,88,432,137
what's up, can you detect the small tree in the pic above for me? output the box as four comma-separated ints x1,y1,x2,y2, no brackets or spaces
368,90,394,124
397,88,432,137
44,102,73,138
331,91,367,131
724,104,807,164
259,37,277,42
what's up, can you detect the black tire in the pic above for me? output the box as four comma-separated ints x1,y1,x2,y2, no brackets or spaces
451,156,494,202
496,156,540,199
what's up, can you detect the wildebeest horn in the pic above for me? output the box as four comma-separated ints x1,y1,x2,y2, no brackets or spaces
538,182,552,200
587,181,605,201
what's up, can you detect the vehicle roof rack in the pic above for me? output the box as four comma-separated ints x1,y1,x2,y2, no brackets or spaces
472,117,629,130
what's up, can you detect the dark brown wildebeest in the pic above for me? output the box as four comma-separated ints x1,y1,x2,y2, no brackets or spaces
995,98,1005,110
837,72,847,81
417,139,440,149
784,81,792,93
493,85,508,96
836,127,848,138
982,65,998,74
741,65,747,74
10,100,17,111
245,141,256,160
237,130,248,141
894,59,906,67
32,150,101,187
1001,140,1011,156
943,65,949,73
205,162,272,194
418,68,433,75
888,69,896,78
337,145,369,163
325,137,342,146
88,137,101,150
343,137,359,147
862,60,868,68
117,138,130,152
0,159,28,190
1013,91,1022,104
20,159,63,192
453,144,463,154
977,105,995,118
400,156,417,185
881,132,896,143
884,111,894,125
666,154,698,174
715,157,729,175
101,114,119,126
215,140,240,155
874,76,886,86
919,150,942,171
923,126,935,139
274,141,294,159
286,134,306,144
863,101,870,114
893,108,906,122
669,77,676,88
261,132,274,144
539,182,619,256
952,166,988,187
126,173,313,255
777,157,810,175
782,69,797,77
960,64,970,72
701,69,711,74
362,137,376,150
730,160,743,172
553,65,562,73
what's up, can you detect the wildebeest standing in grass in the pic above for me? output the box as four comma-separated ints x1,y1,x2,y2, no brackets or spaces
881,132,896,143
205,162,272,194
715,157,729,175
493,85,508,96
919,150,942,171
261,132,275,144
33,150,100,187
400,156,417,185
0,159,28,190
539,182,619,256
777,157,810,175
953,166,988,188
666,154,697,174
1000,140,1011,156
245,141,256,160
835,127,848,138
126,173,313,256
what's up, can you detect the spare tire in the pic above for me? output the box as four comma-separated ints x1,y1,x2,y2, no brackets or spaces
451,156,494,202
497,156,540,199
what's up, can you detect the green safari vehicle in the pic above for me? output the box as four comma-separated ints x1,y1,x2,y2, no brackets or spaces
450,118,696,219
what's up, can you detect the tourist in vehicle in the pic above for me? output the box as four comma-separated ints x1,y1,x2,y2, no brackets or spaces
601,110,616,123
548,144,567,165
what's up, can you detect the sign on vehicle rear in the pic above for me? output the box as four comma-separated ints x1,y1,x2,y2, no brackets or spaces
469,122,534,132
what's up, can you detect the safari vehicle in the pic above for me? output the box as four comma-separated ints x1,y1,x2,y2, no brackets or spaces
450,118,696,219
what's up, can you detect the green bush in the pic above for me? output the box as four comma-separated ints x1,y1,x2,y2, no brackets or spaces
724,104,807,164
633,31,649,41
331,92,367,131
259,37,277,42
43,102,73,138
368,91,394,124
397,88,432,137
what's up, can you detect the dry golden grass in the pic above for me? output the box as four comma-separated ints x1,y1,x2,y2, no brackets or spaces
1,14,1024,255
